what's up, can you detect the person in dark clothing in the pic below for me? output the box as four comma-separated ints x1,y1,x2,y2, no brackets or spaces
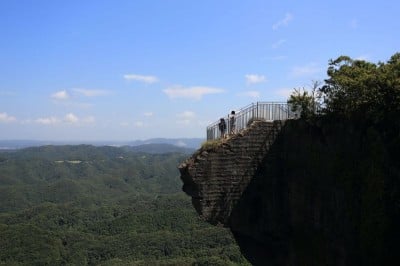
229,110,236,134
218,118,226,138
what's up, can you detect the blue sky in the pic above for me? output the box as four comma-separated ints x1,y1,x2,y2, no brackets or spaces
0,0,399,141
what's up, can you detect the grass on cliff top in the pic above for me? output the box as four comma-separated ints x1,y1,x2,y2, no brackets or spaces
201,139,223,151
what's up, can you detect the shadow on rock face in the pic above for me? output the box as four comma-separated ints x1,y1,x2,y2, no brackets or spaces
227,121,351,265
179,119,400,265
227,134,293,266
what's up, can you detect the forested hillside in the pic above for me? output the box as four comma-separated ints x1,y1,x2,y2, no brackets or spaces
0,145,249,265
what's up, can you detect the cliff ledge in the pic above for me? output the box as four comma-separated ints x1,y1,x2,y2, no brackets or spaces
179,119,400,265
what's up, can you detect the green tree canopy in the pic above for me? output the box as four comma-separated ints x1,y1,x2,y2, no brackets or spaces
288,52,400,125
321,53,400,120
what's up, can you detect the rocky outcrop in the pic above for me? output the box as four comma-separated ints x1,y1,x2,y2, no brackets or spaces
179,120,284,225
179,119,400,265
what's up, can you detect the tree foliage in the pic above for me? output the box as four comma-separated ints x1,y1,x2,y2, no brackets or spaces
0,146,250,265
321,53,400,120
288,52,400,124
287,81,321,119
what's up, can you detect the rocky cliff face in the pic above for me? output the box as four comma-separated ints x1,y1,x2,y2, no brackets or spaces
180,120,284,225
179,119,400,265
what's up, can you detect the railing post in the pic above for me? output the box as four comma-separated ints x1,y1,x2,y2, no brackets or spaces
256,102,259,119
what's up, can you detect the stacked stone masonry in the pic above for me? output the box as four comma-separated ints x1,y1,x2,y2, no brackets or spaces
179,120,284,225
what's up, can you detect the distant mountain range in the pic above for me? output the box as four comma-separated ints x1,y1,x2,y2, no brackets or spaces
0,138,204,150
124,143,195,154
128,138,203,149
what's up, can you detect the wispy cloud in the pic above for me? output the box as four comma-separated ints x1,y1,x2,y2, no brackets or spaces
245,74,266,84
65,113,79,123
290,63,322,77
271,39,286,49
0,112,16,123
73,88,110,97
272,13,293,30
51,90,70,100
163,86,224,100
355,54,370,61
134,121,144,127
175,140,187,147
176,111,196,125
35,116,60,125
123,74,159,84
144,112,154,117
34,113,94,126
237,91,260,99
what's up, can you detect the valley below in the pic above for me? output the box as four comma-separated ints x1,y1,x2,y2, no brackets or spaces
0,144,249,265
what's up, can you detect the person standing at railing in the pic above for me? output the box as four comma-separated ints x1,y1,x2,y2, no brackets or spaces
218,118,227,138
229,110,236,134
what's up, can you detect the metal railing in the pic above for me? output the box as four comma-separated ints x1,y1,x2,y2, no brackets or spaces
206,102,298,140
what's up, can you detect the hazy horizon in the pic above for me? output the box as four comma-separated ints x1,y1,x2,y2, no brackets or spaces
0,138,204,150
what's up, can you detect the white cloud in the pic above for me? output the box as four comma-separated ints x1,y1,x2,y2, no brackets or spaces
123,74,159,84
245,74,266,84
64,113,79,123
134,121,144,127
51,90,69,100
35,117,60,125
34,113,94,126
144,112,153,117
271,39,286,49
175,140,187,147
0,112,16,123
176,111,196,125
163,86,224,100
355,54,370,61
237,91,260,98
73,88,110,97
290,63,321,77
272,13,293,30
177,111,196,119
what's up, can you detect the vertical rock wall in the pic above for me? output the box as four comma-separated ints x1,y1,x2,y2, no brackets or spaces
179,120,284,225
180,119,400,265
